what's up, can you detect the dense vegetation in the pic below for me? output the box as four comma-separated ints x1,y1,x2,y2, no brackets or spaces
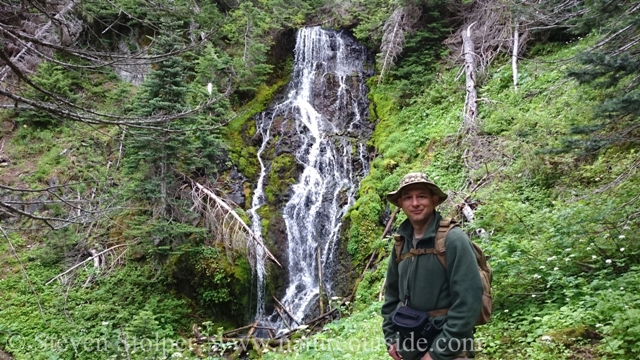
1,0,639,359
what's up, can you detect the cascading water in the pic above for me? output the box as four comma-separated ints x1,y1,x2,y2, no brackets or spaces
248,26,373,334
247,111,276,320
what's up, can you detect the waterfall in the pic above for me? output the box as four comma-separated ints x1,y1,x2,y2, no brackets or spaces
247,111,276,319
249,26,372,334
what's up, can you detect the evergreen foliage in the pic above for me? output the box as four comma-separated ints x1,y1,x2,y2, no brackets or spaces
562,0,640,152
122,24,228,255
389,11,450,103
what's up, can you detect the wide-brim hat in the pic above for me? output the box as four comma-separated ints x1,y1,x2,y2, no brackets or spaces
386,172,448,207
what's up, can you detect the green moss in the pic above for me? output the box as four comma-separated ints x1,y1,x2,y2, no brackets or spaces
366,81,401,126
224,78,290,181
264,153,297,204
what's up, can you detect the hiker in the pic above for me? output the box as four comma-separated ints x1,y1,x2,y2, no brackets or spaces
381,172,484,360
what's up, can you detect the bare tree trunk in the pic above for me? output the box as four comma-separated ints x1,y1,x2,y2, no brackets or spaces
377,6,421,84
243,18,250,63
186,177,282,267
461,202,475,222
462,23,478,134
45,244,128,285
512,20,520,92
378,20,400,85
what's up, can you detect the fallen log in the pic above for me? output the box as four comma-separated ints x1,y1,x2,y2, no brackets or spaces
222,323,273,338
272,296,298,326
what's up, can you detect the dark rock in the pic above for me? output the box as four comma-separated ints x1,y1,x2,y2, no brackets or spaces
224,167,248,208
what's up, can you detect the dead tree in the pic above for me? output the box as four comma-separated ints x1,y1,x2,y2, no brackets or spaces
181,174,282,269
377,5,421,84
512,20,519,92
445,0,584,76
461,22,478,135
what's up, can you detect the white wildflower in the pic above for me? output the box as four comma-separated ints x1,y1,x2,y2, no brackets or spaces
547,256,557,261
532,294,537,298
592,255,597,259
606,259,612,264
596,324,603,328
620,287,624,290
539,266,545,269
587,247,592,251
533,274,541,279
619,235,625,239
620,248,625,252
541,335,552,342
504,309,509,313
554,267,559,271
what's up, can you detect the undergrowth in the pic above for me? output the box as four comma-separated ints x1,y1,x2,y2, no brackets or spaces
2,9,640,360
337,32,640,360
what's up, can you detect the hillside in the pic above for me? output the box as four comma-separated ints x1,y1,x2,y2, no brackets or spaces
264,32,640,359
1,1,639,359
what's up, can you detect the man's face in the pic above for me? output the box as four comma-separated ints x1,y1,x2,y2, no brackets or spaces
399,184,439,228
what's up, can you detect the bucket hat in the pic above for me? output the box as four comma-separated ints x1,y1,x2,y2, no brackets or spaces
386,172,448,207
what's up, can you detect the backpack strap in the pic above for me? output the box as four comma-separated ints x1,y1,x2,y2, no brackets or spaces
394,234,405,263
433,218,459,269
394,218,459,265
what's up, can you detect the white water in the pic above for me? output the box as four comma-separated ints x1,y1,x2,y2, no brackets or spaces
249,26,371,333
247,111,277,319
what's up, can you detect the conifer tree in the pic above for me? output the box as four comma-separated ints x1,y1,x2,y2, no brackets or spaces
564,0,640,152
123,24,225,248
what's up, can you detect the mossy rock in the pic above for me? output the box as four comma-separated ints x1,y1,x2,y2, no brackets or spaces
264,153,298,205
224,79,290,182
547,325,602,345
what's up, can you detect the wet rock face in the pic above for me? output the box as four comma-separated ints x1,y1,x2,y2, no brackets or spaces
247,27,374,329
226,168,247,206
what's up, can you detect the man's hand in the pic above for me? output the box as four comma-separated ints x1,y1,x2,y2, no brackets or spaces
420,352,434,360
388,343,401,360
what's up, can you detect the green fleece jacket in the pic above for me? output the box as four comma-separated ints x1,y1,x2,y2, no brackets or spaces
381,212,483,360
